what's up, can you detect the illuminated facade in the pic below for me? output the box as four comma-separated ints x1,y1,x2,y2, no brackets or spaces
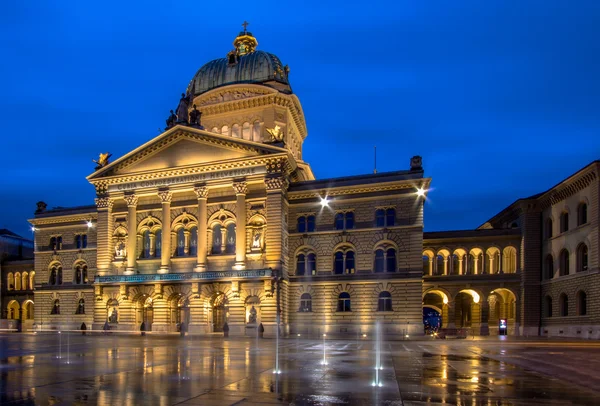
26,28,599,338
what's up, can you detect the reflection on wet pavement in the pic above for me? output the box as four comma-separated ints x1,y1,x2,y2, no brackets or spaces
1,334,600,405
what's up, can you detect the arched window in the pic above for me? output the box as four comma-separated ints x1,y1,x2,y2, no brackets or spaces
423,255,430,275
334,213,344,230
577,244,588,272
176,228,185,256
545,255,554,279
577,203,587,226
242,122,251,140
75,263,82,284
544,296,552,318
307,215,316,232
74,263,88,284
559,249,569,276
189,227,198,256
346,251,355,273
577,291,587,316
386,248,397,272
155,230,162,257
142,230,151,258
377,291,393,311
49,264,62,285
386,208,395,226
337,292,351,312
559,293,568,317
307,253,317,275
232,123,241,138
76,298,85,315
375,209,385,227
225,223,236,254
22,272,28,290
212,225,222,254
29,272,35,291
503,247,517,273
545,218,553,239
76,235,82,249
252,120,261,142
49,268,56,285
560,212,569,233
57,266,63,285
299,293,312,312
297,216,306,233
296,254,306,275
14,273,21,290
51,299,60,315
221,125,229,136
334,251,344,274
7,273,13,290
374,249,384,273
212,127,219,133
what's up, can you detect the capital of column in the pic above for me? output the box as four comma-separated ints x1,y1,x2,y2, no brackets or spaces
232,181,248,196
194,185,209,199
158,190,173,203
265,176,289,192
124,194,138,207
95,196,114,210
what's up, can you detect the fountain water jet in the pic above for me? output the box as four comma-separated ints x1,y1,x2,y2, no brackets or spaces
321,333,328,365
372,321,383,387
273,315,281,374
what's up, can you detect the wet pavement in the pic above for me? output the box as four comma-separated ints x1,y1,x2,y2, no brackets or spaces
1,333,600,405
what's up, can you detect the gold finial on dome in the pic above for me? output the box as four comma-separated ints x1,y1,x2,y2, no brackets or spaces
233,21,258,56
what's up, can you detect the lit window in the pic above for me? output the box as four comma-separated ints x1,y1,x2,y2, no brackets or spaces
299,293,312,312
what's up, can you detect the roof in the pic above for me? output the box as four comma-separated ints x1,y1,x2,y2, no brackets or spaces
35,204,97,218
289,169,425,192
0,228,22,238
187,50,291,96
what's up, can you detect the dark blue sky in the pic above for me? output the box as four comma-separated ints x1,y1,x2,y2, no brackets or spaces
1,1,599,238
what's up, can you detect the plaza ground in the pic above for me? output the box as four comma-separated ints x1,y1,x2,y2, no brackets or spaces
1,333,600,405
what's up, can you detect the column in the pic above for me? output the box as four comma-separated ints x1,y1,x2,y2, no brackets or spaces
443,257,449,275
158,190,172,273
479,297,490,335
124,194,138,275
233,181,248,270
458,257,464,275
94,196,113,275
194,186,208,271
428,258,434,276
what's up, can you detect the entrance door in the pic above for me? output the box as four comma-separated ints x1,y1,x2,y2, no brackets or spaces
213,306,226,332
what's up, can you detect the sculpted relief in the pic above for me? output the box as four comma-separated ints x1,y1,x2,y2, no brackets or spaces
197,89,268,106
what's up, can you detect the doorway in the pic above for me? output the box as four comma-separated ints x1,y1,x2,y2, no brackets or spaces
212,293,228,332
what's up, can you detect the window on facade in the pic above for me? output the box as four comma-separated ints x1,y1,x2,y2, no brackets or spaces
577,291,587,316
545,255,554,279
7,273,13,290
142,230,151,258
296,254,306,276
76,298,85,315
299,293,312,312
189,227,198,256
346,251,355,273
334,251,344,274
74,263,88,284
297,216,306,233
307,215,315,232
76,235,82,249
225,223,236,254
374,249,385,273
176,228,185,256
577,244,588,272
82,234,87,248
212,225,222,254
375,209,385,227
559,249,569,276
56,236,62,250
560,212,569,233
377,291,393,311
559,293,568,317
49,264,62,285
307,253,316,275
545,296,552,318
577,203,588,226
14,272,21,290
155,230,162,257
50,237,56,250
545,218,553,239
386,208,395,226
345,212,354,229
337,292,351,312
51,299,60,315
22,272,28,290
386,248,397,272
334,213,344,230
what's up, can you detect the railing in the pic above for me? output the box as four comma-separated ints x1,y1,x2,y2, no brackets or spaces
95,268,273,284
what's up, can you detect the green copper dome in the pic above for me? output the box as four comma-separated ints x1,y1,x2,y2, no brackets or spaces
187,30,291,97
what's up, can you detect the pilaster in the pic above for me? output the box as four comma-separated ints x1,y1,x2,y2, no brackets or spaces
94,197,113,275
124,194,138,275
158,190,172,273
233,181,248,269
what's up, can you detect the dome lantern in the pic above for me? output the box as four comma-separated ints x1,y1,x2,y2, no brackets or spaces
233,21,258,56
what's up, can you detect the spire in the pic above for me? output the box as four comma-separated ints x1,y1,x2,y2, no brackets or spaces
233,21,258,56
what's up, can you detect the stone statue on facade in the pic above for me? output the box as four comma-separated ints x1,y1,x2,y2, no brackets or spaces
248,306,257,324
175,93,189,123
115,241,126,258
166,110,177,128
410,155,423,171
35,201,47,214
93,153,112,170
266,125,284,142
189,104,202,127
109,307,118,323
252,231,261,248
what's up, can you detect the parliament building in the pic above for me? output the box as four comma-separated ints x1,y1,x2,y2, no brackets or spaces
26,28,599,338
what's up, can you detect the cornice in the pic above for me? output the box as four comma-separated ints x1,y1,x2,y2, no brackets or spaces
288,183,415,201
29,213,97,226
539,169,598,210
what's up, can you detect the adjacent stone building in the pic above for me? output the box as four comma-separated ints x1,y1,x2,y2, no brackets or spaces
25,27,600,338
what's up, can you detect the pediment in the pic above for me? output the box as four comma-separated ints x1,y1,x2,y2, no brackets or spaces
88,126,286,179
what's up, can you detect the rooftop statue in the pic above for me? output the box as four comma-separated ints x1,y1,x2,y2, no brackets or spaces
175,93,190,123
266,125,284,142
189,104,203,127
93,152,112,170
166,109,177,129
